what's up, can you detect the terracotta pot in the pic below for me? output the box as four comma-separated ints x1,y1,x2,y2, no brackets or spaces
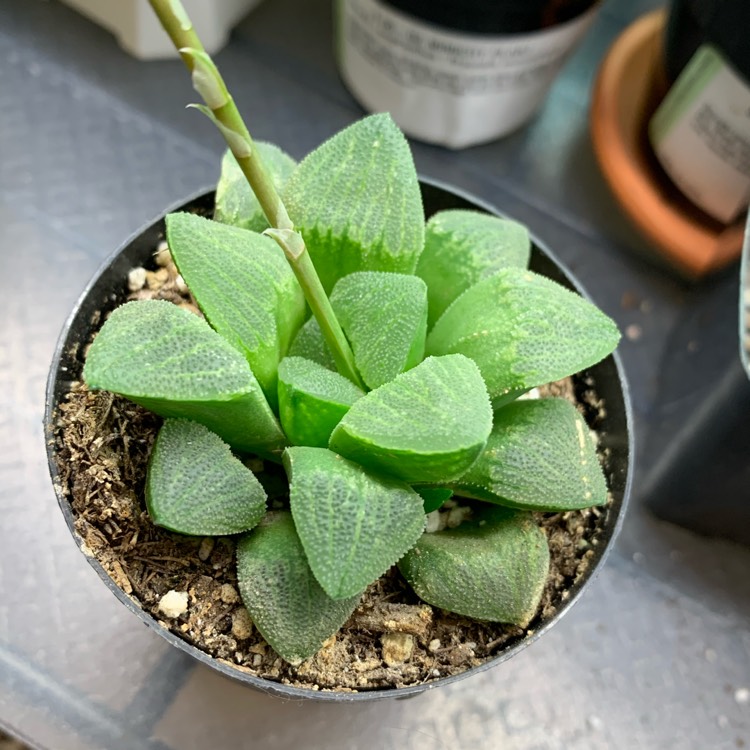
590,9,745,278
44,181,633,701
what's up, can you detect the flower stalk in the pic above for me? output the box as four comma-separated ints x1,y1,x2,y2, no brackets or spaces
147,0,364,389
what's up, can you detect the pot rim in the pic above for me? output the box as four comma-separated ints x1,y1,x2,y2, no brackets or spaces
44,179,633,702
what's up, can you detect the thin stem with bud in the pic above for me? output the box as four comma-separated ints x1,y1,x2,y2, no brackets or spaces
147,0,364,389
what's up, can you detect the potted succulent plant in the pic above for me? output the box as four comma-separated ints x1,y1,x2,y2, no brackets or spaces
45,0,631,698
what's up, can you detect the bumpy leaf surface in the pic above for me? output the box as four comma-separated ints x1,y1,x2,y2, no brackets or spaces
287,316,336,371
417,209,530,327
330,272,427,389
284,114,424,293
214,143,297,231
83,300,285,454
285,447,425,599
166,212,305,410
146,419,266,535
398,506,549,627
236,512,360,664
453,398,609,511
278,357,364,447
329,354,492,483
426,268,621,406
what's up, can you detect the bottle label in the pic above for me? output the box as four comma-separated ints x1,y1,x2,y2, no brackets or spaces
650,45,750,224
336,0,598,148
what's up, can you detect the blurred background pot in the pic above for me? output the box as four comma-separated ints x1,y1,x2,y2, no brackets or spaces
60,0,263,58
335,0,601,148
650,0,750,227
45,181,632,700
591,2,750,278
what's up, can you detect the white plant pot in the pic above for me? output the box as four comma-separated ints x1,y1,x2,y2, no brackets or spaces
335,0,600,148
61,0,263,59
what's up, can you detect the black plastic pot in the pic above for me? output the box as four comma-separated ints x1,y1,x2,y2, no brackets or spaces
45,181,633,701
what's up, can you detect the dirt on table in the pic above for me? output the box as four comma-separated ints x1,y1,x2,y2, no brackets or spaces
50,245,613,693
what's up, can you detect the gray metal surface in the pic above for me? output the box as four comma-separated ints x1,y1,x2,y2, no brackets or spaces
0,0,748,748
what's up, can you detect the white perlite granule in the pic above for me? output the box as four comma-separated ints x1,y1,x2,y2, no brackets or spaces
158,590,188,619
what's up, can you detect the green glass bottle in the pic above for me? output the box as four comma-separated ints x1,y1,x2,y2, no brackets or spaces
649,0,750,224
663,0,750,84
